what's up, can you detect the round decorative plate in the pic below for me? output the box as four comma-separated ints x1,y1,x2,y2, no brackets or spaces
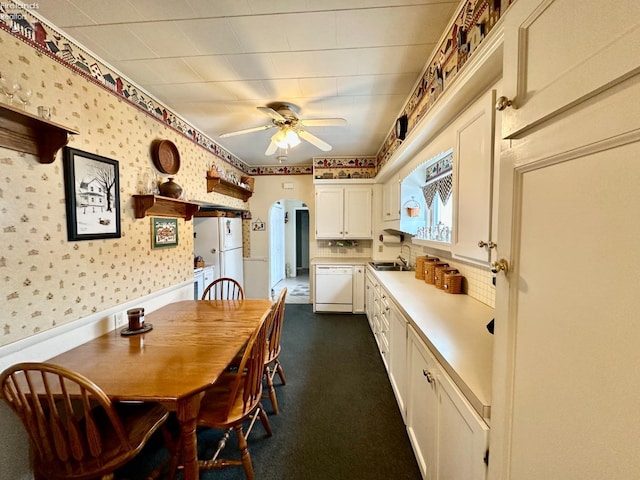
152,139,180,174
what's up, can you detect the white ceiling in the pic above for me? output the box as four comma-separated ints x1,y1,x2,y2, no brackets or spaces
34,0,459,167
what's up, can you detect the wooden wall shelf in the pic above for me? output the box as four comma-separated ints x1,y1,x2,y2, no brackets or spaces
0,103,79,163
132,195,200,220
206,176,253,202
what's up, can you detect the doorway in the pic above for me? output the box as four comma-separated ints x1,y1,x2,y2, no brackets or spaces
270,199,310,304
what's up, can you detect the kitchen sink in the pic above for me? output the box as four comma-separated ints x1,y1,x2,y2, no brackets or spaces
369,261,411,272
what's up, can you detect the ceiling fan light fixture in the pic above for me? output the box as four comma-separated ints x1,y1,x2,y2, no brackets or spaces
272,127,301,149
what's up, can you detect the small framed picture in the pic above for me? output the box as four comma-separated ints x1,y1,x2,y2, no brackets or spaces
152,217,178,248
252,220,265,231
63,147,121,241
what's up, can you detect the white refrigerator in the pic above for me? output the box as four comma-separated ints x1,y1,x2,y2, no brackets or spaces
194,217,244,288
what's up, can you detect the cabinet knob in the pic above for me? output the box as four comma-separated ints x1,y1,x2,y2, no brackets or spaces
495,96,515,111
491,258,509,274
422,369,434,384
478,240,497,249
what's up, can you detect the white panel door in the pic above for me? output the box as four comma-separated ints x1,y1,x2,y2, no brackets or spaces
501,0,640,138
269,203,285,289
494,142,640,480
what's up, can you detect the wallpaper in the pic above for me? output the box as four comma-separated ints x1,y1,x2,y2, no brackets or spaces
0,28,245,347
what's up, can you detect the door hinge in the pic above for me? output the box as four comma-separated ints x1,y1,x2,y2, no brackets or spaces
484,449,489,466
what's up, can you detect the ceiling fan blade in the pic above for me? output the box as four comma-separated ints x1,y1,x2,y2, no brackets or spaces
298,130,332,152
257,106,286,122
265,141,278,156
300,118,347,127
220,124,275,138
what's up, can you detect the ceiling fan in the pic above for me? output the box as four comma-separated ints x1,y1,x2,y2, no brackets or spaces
219,102,347,156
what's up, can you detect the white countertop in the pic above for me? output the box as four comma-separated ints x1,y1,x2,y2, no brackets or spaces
368,267,494,420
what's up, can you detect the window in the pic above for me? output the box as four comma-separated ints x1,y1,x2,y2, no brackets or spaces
400,149,453,244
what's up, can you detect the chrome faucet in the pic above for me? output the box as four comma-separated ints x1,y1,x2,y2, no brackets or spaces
397,244,412,268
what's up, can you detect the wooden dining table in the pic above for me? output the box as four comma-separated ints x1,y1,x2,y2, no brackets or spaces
46,298,274,480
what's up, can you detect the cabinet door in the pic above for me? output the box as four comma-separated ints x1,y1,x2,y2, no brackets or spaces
315,187,344,238
407,326,439,479
352,265,365,313
454,89,495,264
501,0,640,138
492,139,640,480
344,186,372,238
388,304,407,422
383,178,400,222
365,273,375,326
436,370,489,480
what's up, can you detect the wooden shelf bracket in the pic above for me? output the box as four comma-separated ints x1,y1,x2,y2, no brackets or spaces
132,195,200,220
0,103,78,163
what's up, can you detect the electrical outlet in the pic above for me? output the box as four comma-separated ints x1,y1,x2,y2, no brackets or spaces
114,311,127,329
378,245,383,252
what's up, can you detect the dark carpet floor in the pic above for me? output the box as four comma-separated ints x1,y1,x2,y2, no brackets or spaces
119,304,421,479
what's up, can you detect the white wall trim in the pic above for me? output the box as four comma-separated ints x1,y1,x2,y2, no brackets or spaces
0,280,193,371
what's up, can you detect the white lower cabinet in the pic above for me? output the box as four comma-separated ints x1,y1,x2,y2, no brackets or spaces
364,271,489,480
367,274,389,369
407,325,489,480
353,265,365,313
388,303,408,422
407,325,440,479
365,272,375,329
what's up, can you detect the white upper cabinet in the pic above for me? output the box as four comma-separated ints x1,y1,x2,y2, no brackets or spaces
315,186,344,238
382,176,401,223
344,187,373,238
453,88,497,264
501,0,640,138
315,185,372,239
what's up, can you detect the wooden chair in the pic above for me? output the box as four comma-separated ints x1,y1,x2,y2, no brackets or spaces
201,277,244,300
0,362,169,480
193,307,275,480
264,287,287,414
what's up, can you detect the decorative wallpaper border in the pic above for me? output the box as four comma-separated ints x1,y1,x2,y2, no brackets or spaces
377,0,506,170
312,156,377,179
3,0,508,178
1,6,252,172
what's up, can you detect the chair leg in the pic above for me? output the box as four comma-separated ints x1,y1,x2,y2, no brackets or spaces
275,361,286,385
234,424,254,480
265,365,279,415
258,404,273,437
161,424,182,480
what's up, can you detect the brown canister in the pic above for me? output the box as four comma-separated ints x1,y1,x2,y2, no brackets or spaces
435,267,458,289
127,307,145,331
424,261,447,284
443,272,464,294
421,257,440,283
415,256,428,280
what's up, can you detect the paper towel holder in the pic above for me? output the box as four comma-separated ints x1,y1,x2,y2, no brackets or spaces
379,233,404,243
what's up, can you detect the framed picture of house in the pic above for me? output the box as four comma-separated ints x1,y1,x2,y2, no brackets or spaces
63,147,121,241
151,217,178,249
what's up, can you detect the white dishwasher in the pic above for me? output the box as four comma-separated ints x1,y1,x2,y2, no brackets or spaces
314,265,354,313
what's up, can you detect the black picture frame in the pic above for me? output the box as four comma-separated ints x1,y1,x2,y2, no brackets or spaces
63,147,121,241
